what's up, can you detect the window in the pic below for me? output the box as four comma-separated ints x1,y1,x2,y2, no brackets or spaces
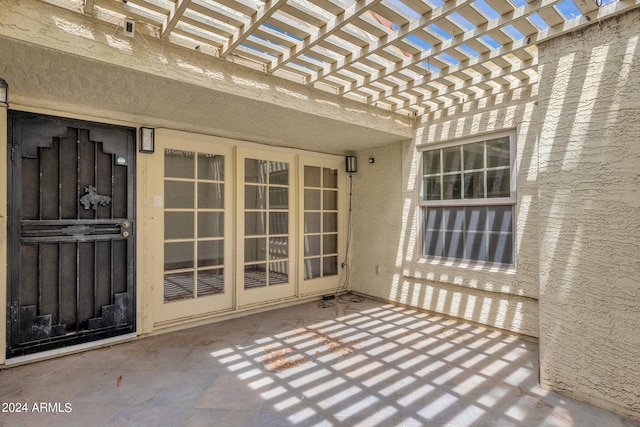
420,132,515,265
163,149,225,302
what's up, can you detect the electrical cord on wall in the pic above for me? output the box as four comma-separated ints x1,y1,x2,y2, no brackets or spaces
317,170,363,307
336,172,363,304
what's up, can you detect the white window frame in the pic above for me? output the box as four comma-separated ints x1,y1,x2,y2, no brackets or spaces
418,130,517,266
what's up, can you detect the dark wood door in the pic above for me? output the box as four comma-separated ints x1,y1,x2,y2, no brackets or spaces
7,111,136,358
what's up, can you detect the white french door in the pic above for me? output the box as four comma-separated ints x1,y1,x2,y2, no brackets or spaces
149,131,345,326
299,156,345,296
236,148,297,307
152,135,234,323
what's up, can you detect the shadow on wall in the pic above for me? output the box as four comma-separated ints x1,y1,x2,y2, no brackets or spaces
536,14,640,420
352,86,540,338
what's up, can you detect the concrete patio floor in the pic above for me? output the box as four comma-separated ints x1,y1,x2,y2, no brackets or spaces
1,296,638,427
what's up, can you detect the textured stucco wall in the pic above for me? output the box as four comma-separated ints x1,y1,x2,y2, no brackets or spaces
537,10,640,420
351,86,540,337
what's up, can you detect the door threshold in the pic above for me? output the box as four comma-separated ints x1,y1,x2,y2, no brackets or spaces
5,333,138,367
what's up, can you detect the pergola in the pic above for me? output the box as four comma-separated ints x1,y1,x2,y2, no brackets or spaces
54,0,637,120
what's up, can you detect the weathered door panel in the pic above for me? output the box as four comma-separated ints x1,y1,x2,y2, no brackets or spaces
7,111,136,358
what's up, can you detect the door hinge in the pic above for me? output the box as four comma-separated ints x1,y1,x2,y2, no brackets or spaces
7,301,18,325
8,144,15,163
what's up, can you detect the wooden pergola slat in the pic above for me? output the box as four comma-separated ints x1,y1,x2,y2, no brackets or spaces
220,0,290,58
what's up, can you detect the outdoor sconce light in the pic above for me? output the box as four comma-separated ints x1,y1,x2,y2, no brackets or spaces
139,127,155,153
0,78,8,107
345,156,357,173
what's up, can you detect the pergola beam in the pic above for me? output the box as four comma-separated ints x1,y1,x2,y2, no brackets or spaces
220,0,289,58
84,0,95,15
269,0,384,74
161,0,193,40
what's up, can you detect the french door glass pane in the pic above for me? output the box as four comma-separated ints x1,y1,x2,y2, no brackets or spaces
245,264,267,288
304,258,321,279
198,183,224,209
305,189,321,210
164,242,193,270
198,154,224,181
322,256,338,276
164,272,194,301
304,213,321,233
304,235,321,256
323,168,338,188
165,150,194,178
245,158,267,183
197,269,224,296
245,185,266,209
269,237,289,259
305,166,321,187
269,212,288,235
198,212,224,238
197,240,224,267
245,212,266,236
269,187,288,209
323,190,337,210
165,181,194,208
323,213,337,233
269,162,289,185
245,238,267,262
269,261,289,285
164,212,194,239
323,234,337,254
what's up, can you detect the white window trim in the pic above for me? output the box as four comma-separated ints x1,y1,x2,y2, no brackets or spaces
418,129,517,267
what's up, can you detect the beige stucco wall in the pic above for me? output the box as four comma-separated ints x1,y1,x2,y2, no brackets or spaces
537,9,640,420
351,85,540,338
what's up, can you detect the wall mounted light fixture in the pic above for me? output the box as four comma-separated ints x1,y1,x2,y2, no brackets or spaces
0,78,9,107
140,127,155,153
345,156,357,173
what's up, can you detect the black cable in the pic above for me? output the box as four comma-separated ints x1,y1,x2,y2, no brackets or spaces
318,171,363,306
317,300,335,308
